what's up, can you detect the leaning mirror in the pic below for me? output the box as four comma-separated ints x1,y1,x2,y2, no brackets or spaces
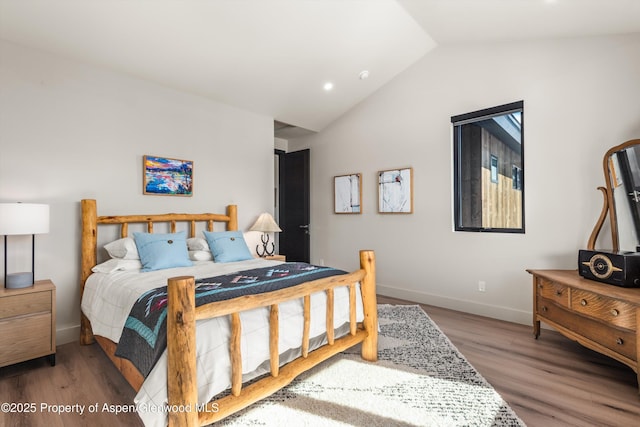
452,101,524,233
589,139,640,251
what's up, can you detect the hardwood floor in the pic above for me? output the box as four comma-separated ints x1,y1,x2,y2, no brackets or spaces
1,298,639,426
0,340,143,427
378,296,640,427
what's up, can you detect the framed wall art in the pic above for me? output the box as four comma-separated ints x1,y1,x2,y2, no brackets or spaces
378,167,413,213
334,173,362,214
143,155,193,196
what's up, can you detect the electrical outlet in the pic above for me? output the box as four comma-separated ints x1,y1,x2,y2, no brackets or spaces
478,281,486,292
319,258,325,266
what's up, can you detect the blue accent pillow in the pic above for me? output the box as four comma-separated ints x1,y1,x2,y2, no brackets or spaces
203,230,254,263
132,231,193,272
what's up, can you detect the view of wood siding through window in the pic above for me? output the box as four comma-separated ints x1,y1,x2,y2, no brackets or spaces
454,101,523,232
480,127,522,228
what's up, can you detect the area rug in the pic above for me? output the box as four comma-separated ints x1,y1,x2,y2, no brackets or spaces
217,304,525,426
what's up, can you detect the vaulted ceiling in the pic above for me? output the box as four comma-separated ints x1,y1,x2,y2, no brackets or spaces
1,1,639,134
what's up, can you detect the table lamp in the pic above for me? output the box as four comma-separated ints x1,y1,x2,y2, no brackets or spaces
249,213,282,257
0,203,50,288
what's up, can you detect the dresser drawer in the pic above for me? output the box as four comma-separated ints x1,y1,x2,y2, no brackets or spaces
536,278,569,308
571,289,637,330
0,291,51,319
537,298,636,361
0,312,52,366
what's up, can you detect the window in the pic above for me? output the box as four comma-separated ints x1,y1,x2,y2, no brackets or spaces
452,101,524,233
512,165,522,191
490,155,499,183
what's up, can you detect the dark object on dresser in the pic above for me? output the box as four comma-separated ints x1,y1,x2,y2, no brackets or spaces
578,249,640,288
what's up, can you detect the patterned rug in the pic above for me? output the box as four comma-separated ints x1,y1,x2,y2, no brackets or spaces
218,304,526,426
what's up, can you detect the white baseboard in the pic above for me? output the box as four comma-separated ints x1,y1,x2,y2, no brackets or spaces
56,324,80,346
377,283,533,326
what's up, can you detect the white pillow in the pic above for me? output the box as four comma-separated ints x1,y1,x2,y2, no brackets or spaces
104,237,140,259
92,258,142,273
188,250,214,261
187,237,210,251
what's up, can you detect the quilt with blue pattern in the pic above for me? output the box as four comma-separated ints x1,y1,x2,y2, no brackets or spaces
114,262,346,377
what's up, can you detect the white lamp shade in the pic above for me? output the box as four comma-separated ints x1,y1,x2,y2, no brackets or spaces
0,203,50,235
249,213,282,233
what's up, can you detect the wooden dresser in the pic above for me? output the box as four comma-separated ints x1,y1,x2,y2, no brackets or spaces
0,280,56,367
528,269,640,390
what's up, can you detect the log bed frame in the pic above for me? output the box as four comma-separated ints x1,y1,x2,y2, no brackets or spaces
79,199,378,426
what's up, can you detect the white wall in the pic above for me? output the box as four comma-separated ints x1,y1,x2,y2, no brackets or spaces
0,40,275,344
274,137,288,152
289,34,640,324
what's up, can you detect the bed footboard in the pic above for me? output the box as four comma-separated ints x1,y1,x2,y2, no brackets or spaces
166,250,377,427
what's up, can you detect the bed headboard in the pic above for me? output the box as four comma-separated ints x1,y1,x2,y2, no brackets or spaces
80,199,238,294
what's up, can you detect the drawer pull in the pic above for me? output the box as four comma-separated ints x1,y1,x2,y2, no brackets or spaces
555,290,563,296
580,299,587,306
611,309,619,317
616,338,624,345
541,306,548,312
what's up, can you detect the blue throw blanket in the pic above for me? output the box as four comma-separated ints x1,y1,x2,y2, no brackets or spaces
115,263,346,377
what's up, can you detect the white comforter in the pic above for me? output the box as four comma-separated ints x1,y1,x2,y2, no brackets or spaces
81,258,363,427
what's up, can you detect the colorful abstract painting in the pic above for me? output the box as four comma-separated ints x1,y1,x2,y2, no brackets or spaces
143,155,193,196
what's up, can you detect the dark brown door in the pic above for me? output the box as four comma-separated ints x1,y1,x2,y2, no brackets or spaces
278,149,310,262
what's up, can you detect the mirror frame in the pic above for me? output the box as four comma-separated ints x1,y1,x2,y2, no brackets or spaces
588,138,640,251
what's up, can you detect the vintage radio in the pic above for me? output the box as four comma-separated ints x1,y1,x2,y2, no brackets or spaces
578,250,640,288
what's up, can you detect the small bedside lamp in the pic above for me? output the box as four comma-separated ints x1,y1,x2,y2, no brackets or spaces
0,203,50,288
249,213,282,257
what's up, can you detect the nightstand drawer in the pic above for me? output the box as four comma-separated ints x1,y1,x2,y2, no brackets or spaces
0,291,51,319
0,280,56,368
0,312,52,366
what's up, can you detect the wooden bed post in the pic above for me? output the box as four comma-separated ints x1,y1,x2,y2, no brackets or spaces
80,199,97,345
167,276,198,427
227,205,238,231
359,250,378,361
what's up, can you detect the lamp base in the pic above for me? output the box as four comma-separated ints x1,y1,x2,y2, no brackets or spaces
256,233,275,257
6,272,34,289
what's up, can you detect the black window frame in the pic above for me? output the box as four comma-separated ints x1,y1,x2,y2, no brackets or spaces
452,100,525,233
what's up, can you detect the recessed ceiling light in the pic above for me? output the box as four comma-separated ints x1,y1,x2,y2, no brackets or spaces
359,70,370,80
323,82,334,91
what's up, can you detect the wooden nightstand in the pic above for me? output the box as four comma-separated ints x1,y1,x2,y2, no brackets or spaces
264,254,286,261
0,280,56,367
